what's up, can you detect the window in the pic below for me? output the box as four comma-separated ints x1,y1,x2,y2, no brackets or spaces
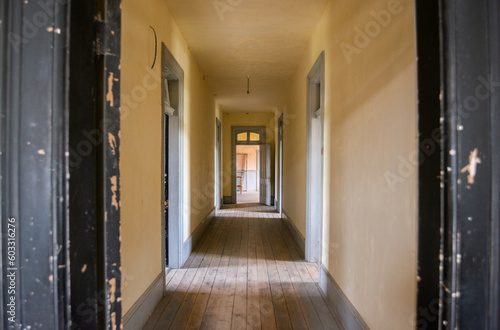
249,132,260,141
233,127,266,145
237,132,248,142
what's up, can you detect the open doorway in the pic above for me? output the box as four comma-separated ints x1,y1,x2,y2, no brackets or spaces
236,145,260,204
306,52,325,263
277,114,284,216
161,43,185,270
216,119,222,212
231,126,272,205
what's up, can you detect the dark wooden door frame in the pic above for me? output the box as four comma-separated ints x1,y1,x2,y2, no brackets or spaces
1,0,122,328
415,1,442,328
94,0,123,328
1,0,72,327
2,0,499,328
416,1,500,328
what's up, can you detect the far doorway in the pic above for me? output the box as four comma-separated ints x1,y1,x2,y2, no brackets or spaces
231,126,271,205
236,145,260,204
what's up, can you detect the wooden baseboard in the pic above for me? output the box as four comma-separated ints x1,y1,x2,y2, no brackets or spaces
223,196,232,204
282,210,305,258
181,208,215,267
319,264,370,330
123,273,164,330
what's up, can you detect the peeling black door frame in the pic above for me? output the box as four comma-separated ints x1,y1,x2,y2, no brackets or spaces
415,1,443,328
440,1,499,328
0,0,71,328
69,0,100,328
69,0,123,327
416,1,500,328
1,0,122,328
94,0,123,328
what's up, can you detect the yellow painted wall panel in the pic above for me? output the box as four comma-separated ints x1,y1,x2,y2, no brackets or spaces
120,0,215,315
283,1,418,329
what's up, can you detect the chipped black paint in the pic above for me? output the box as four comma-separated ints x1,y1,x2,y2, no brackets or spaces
1,0,71,328
440,1,500,328
68,0,100,328
95,0,123,328
415,2,443,329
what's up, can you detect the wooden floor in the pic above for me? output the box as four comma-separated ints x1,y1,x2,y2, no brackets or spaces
236,191,260,204
144,204,342,330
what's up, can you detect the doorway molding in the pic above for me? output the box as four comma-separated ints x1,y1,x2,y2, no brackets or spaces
230,126,266,204
305,52,325,263
161,43,185,271
416,1,500,327
277,114,284,216
215,118,222,213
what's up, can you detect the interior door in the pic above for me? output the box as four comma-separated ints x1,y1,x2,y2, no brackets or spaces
259,144,271,205
216,119,221,210
164,114,169,266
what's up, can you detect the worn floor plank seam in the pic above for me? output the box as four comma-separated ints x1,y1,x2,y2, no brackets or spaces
143,204,343,330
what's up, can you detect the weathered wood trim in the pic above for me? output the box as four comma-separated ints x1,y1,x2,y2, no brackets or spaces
0,0,71,327
319,264,369,330
439,0,500,327
282,211,305,258
414,1,443,328
95,0,122,328
68,0,101,327
123,273,164,330
181,208,216,267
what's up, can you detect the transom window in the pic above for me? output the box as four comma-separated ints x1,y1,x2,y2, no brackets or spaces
249,132,260,141
233,127,266,145
237,132,248,142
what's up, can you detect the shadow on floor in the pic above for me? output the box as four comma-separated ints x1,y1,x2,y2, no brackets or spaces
143,205,343,329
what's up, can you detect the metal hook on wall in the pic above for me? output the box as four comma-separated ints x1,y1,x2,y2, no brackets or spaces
150,25,157,69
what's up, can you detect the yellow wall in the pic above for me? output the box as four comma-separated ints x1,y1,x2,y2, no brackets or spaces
120,0,215,315
221,112,276,198
283,0,417,329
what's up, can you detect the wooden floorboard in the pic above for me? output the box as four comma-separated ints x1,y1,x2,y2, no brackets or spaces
144,204,343,330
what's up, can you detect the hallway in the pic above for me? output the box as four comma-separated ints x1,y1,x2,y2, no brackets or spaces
143,205,342,329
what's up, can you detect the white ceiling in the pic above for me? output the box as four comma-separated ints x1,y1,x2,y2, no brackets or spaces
165,0,329,112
